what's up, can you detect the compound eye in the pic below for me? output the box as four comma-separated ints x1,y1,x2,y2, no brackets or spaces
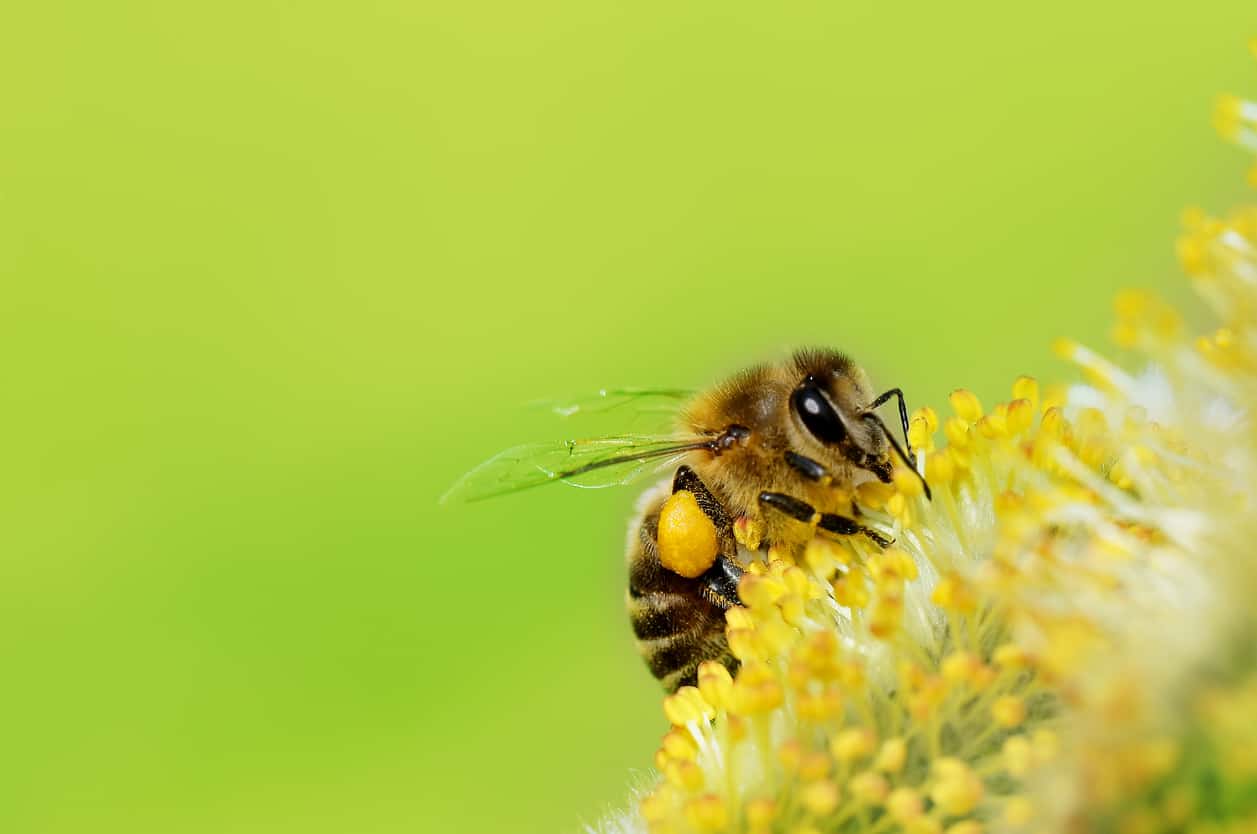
792,384,848,445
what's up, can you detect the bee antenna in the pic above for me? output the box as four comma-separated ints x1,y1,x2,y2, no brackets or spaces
860,412,932,501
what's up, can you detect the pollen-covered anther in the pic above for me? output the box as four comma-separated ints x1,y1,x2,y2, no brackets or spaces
946,820,983,834
661,727,698,761
930,758,985,816
832,566,870,609
729,661,784,714
804,538,847,579
941,651,981,685
992,695,1027,728
908,406,938,453
738,573,787,609
925,450,955,485
830,727,877,763
663,686,714,726
733,515,764,551
696,661,734,709
744,798,777,833
993,642,1034,669
887,787,925,823
799,751,832,781
800,780,841,816
664,758,704,791
949,389,984,423
892,467,926,499
796,685,844,722
849,770,890,805
931,572,978,613
875,737,908,773
684,794,727,832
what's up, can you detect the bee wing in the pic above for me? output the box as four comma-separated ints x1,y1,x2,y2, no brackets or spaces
440,434,711,504
530,388,693,420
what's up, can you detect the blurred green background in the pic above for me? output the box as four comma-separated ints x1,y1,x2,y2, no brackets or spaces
2,3,1255,833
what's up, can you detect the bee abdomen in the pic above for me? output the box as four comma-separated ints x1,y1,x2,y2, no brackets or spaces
626,499,736,692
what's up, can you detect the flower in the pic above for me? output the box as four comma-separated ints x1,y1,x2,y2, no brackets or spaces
593,44,1257,834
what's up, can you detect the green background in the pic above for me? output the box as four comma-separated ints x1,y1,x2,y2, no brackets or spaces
2,4,1255,833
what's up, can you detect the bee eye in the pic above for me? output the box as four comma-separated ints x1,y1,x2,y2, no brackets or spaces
792,384,848,445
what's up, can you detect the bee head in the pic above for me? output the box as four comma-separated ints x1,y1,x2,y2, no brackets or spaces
787,349,885,461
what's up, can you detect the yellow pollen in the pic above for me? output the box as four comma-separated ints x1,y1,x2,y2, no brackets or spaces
657,490,719,578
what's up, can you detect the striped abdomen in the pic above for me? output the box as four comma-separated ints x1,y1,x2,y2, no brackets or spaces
626,498,737,693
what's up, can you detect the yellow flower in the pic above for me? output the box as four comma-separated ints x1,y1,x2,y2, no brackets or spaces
598,43,1257,834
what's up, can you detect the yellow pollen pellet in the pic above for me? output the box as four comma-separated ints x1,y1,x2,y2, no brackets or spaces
992,695,1027,727
657,490,719,578
949,389,984,422
685,794,727,832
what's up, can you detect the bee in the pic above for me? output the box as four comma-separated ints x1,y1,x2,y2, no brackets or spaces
442,349,928,692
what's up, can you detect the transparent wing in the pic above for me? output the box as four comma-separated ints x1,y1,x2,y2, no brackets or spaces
440,434,710,504
529,388,693,420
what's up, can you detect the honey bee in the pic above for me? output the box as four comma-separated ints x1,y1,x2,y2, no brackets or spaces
443,349,928,692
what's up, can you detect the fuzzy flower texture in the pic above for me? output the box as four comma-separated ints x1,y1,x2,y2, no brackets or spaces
596,43,1257,834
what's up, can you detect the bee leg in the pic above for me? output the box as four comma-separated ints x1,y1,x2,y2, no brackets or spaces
859,412,932,501
868,387,914,457
759,491,892,548
672,465,734,535
699,556,743,609
671,464,744,606
784,450,831,484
